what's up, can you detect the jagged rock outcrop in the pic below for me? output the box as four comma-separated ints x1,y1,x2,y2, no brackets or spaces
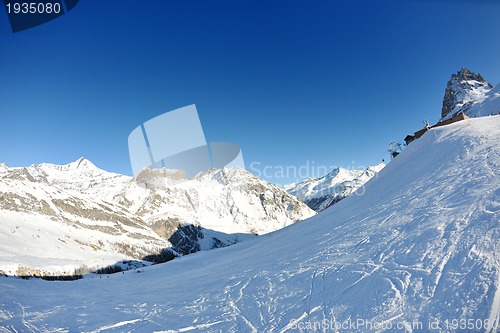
441,68,493,121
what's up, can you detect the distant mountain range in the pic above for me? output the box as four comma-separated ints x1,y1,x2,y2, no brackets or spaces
0,160,314,276
284,164,385,212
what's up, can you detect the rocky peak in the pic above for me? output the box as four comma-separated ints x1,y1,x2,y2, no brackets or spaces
67,157,97,170
35,157,100,174
441,68,493,121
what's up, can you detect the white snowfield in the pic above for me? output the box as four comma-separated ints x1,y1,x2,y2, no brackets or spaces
1,115,499,332
467,83,500,119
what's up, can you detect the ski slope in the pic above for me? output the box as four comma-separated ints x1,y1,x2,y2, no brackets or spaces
1,115,499,332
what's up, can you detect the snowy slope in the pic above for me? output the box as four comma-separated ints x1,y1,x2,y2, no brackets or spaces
285,164,385,211
1,116,498,332
466,83,500,119
0,161,314,276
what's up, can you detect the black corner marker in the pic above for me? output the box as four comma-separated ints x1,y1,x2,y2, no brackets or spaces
4,0,79,33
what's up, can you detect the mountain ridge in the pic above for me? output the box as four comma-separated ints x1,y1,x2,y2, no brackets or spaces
285,163,385,212
0,161,315,276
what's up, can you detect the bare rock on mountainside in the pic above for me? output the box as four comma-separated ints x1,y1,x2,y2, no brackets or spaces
441,68,494,121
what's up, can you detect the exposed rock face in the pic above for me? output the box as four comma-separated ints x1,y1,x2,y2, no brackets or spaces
441,68,493,121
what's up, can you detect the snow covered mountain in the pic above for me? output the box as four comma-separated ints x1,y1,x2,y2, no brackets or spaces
117,166,315,236
285,164,385,211
0,159,166,277
441,68,499,121
0,160,314,276
1,114,498,332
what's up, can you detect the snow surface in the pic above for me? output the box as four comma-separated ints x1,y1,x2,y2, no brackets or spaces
1,116,498,332
467,83,500,119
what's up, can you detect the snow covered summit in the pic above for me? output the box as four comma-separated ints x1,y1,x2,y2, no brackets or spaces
285,164,385,211
117,165,316,236
441,68,495,121
1,115,498,332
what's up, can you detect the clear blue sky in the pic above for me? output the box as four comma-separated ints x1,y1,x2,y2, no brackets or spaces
1,0,499,185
